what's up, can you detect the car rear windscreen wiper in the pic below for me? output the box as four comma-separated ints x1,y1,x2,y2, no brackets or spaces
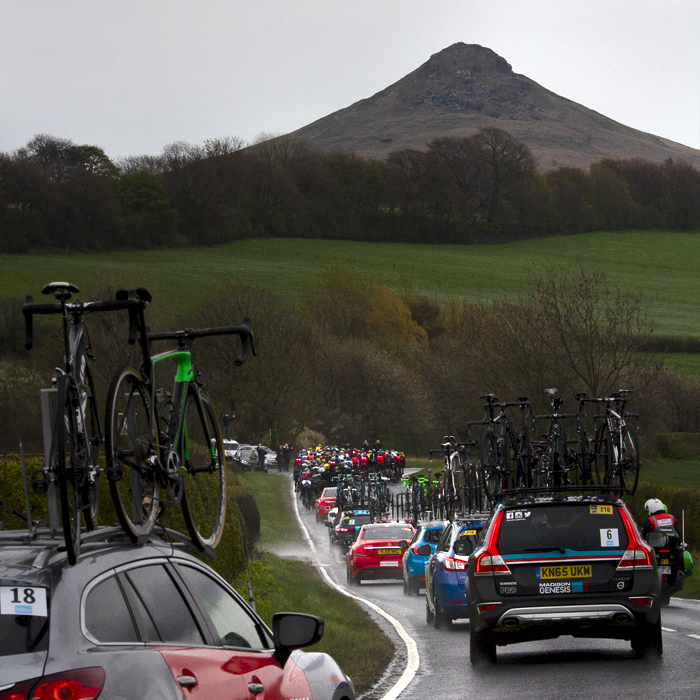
519,546,567,554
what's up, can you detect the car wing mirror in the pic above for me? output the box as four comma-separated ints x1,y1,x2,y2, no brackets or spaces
398,540,409,549
272,613,324,667
415,544,432,556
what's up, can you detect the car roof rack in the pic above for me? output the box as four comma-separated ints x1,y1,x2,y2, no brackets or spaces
497,485,625,507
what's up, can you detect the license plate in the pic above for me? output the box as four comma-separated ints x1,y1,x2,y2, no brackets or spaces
659,566,672,575
536,564,592,580
377,548,401,555
660,559,669,565
380,561,400,567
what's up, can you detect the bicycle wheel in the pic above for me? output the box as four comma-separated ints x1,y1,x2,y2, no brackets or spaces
105,366,160,541
481,431,501,504
53,375,81,565
619,426,640,493
76,354,101,530
180,388,227,551
593,424,612,486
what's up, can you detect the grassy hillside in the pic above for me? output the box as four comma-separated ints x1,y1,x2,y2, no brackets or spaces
2,231,698,335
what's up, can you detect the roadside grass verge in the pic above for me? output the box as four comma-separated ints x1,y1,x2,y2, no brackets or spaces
240,471,394,694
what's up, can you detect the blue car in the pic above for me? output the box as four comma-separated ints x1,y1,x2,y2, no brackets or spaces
402,520,447,595
424,517,488,628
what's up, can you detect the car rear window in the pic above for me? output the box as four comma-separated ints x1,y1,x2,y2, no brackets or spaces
322,488,337,497
423,528,443,545
363,525,414,540
497,504,628,553
0,585,49,657
343,514,371,526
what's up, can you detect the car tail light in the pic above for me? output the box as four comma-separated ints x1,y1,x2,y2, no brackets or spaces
337,527,352,533
443,557,468,571
617,546,652,569
354,547,367,557
629,596,653,607
476,602,501,614
474,551,511,575
1,669,105,700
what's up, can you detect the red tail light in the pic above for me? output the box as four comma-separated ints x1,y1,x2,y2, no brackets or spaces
629,596,653,607
354,547,367,557
617,508,653,570
1,669,105,700
337,527,352,533
474,510,510,575
476,602,501,614
443,557,468,571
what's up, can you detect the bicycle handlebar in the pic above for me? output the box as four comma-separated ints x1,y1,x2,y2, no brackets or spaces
148,317,256,366
23,293,149,350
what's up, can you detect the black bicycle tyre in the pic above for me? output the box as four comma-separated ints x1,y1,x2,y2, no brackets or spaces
76,351,101,530
54,375,81,565
180,388,227,551
105,366,160,541
619,426,640,494
481,431,500,504
593,423,612,486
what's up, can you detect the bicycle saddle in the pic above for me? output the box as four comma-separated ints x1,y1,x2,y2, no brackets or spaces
42,281,79,300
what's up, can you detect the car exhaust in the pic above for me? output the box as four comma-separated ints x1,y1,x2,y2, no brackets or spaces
503,617,518,628
613,613,630,623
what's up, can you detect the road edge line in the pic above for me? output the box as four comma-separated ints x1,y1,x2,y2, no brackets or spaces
291,482,419,700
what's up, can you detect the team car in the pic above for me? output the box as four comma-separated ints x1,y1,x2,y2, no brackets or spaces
315,487,337,522
0,539,356,700
466,495,662,664
402,520,447,595
346,522,415,585
424,517,488,627
327,509,372,547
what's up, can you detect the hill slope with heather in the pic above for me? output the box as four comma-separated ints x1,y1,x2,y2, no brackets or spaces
289,43,700,170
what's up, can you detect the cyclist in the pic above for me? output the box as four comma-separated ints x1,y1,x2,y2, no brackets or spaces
642,498,679,538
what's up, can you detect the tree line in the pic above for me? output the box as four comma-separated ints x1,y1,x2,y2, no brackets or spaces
1,129,699,253
1,266,698,455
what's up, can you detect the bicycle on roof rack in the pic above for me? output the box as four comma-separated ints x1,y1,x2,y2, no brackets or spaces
592,390,640,492
22,282,151,564
479,395,533,505
104,288,255,555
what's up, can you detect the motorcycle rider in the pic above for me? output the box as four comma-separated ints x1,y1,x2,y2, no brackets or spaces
641,498,679,539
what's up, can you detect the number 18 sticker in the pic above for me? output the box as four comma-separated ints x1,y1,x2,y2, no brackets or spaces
0,586,48,617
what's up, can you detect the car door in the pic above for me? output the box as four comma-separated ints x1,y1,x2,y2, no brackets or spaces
174,562,311,700
117,561,252,699
427,525,454,607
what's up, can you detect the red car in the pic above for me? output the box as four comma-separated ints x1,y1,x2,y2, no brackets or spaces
315,487,337,521
346,522,415,585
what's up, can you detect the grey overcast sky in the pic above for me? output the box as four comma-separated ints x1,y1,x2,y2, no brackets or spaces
2,0,699,161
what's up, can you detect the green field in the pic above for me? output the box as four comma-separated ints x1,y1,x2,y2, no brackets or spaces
3,231,699,335
659,354,700,378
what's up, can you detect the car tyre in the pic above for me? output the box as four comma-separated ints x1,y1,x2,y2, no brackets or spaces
632,618,663,658
433,595,451,629
346,567,359,587
425,595,435,624
470,625,497,665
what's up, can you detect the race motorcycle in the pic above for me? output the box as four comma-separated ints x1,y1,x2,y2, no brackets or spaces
646,530,693,606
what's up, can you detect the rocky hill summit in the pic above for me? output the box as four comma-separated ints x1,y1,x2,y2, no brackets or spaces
289,43,700,170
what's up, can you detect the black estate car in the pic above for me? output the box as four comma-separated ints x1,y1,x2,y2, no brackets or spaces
0,539,355,700
466,495,662,664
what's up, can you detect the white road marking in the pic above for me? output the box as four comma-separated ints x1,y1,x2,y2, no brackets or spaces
687,633,700,640
291,481,419,700
662,627,677,632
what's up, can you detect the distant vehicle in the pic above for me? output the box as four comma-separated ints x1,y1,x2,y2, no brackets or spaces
222,439,240,459
328,509,372,547
346,522,415,585
0,539,356,699
315,487,337,521
235,444,277,471
402,520,447,595
424,518,488,627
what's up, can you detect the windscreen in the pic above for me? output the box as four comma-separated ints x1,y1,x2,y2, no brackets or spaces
497,504,628,554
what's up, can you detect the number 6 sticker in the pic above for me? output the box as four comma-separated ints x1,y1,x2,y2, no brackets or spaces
600,528,619,547
0,586,48,616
